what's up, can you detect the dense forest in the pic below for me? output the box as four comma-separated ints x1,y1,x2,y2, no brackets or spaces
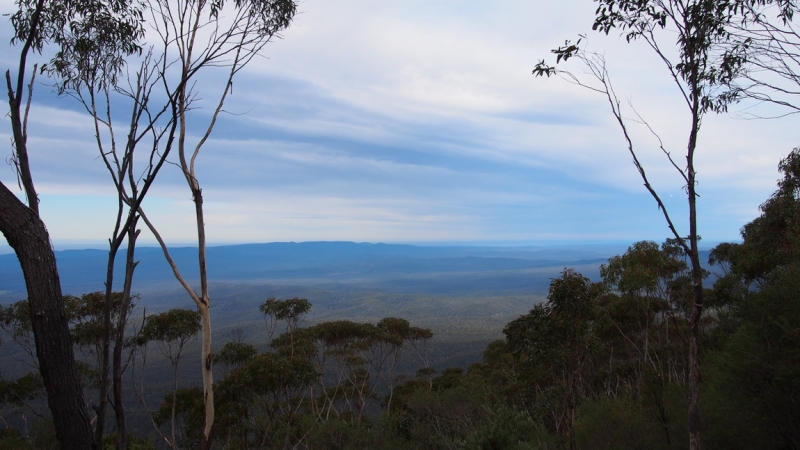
2,148,800,449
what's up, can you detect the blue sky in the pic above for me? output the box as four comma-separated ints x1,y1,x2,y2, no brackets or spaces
0,0,796,252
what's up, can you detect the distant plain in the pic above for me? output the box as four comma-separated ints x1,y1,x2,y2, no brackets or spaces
0,241,719,435
0,241,693,370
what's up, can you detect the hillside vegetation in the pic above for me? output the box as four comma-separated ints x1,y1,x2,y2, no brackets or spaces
1,150,799,449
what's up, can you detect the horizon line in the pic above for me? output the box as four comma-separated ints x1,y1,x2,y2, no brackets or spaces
0,238,737,255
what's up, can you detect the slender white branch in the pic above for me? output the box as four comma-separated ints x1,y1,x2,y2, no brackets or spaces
137,206,203,307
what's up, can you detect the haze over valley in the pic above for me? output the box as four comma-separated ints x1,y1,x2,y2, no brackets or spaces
0,0,797,447
1,241,622,357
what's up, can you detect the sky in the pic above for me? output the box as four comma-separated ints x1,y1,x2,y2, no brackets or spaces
0,0,797,253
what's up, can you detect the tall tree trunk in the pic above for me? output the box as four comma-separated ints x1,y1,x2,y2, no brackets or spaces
3,9,95,447
114,219,140,450
96,209,133,444
686,81,703,450
0,183,96,450
687,180,703,450
95,243,119,443
112,324,126,450
198,301,213,449
192,187,214,450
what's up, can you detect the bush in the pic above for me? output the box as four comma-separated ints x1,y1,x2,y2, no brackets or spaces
459,405,549,450
102,433,156,450
574,387,687,450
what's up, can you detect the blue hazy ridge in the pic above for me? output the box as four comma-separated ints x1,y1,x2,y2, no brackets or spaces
0,241,625,298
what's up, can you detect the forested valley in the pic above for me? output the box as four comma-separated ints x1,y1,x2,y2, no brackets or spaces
1,0,800,448
2,149,800,449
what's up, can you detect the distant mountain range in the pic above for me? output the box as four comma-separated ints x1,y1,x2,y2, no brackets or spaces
0,241,719,374
0,241,629,300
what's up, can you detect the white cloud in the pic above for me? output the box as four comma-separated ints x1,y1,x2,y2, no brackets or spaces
0,0,795,246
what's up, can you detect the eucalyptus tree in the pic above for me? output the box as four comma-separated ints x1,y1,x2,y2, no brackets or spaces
0,300,37,373
132,0,297,446
705,148,800,447
41,0,197,443
504,269,603,450
66,292,138,389
50,43,185,445
260,297,312,352
372,317,434,413
213,340,258,378
0,0,144,446
299,320,377,421
600,240,695,389
215,352,317,448
0,299,47,434
131,309,201,450
371,318,412,413
0,293,136,444
531,1,782,447
721,2,800,116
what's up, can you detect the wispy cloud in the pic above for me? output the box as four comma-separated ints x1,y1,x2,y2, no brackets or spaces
0,0,795,251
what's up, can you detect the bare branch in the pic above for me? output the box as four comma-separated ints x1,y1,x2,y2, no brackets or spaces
628,102,690,185
568,49,692,254
137,207,203,307
21,64,35,142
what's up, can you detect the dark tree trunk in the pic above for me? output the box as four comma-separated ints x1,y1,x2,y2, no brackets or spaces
95,244,118,444
687,72,704,450
688,205,704,450
114,219,139,450
0,182,96,450
113,330,126,450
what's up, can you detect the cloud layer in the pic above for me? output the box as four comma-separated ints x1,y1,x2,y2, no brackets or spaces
0,0,796,251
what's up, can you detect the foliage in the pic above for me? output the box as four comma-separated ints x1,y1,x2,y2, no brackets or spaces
5,153,800,448
127,308,201,449
0,372,44,407
723,269,800,446
152,386,204,448
593,0,745,111
705,154,800,447
721,148,800,284
701,148,800,448
11,0,144,91
389,367,496,449
718,1,800,114
129,302,440,449
1,209,798,449
0,419,59,450
261,297,312,352
0,427,34,450
101,433,156,450
0,292,135,359
132,309,201,349
213,340,257,376
0,288,141,436
573,388,688,450
493,243,713,449
533,4,759,447
260,297,311,329
0,300,36,370
458,405,543,450
299,416,378,450
702,351,789,450
504,269,603,447
213,352,317,448
599,240,699,388
65,292,136,349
